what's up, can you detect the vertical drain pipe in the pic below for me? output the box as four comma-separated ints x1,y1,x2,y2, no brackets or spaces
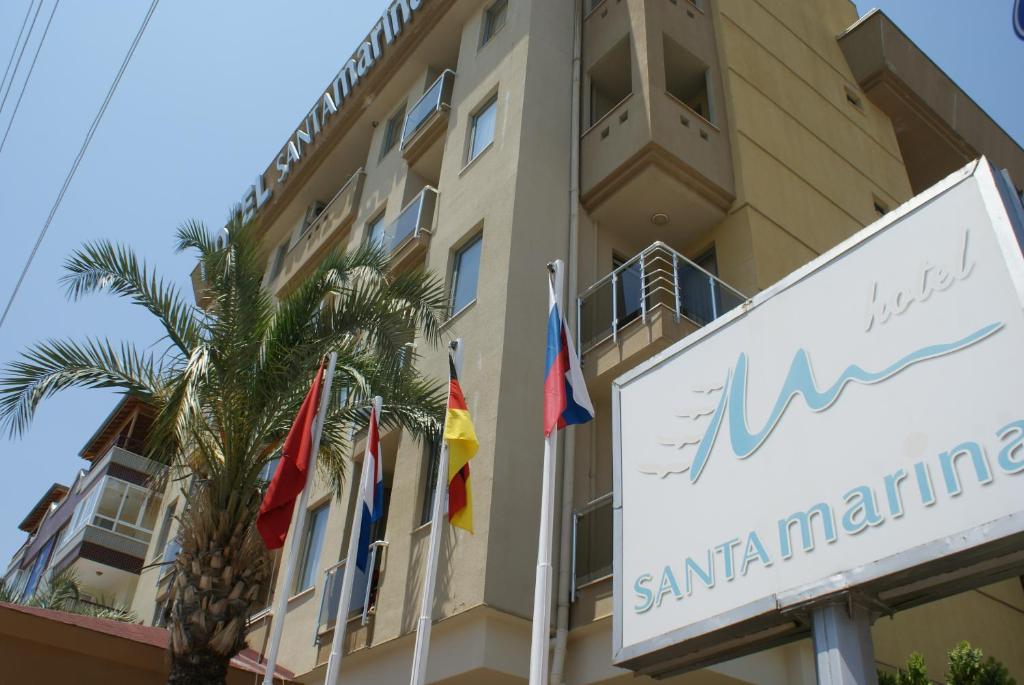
550,0,583,682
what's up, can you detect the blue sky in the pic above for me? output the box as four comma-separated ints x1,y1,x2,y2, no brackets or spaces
0,0,1020,564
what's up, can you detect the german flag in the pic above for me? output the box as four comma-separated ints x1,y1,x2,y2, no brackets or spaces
445,357,479,532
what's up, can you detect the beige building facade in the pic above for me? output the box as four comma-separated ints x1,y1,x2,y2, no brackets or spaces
123,0,1024,683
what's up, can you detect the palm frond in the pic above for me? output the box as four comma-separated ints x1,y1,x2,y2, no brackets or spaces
0,338,162,437
61,240,201,356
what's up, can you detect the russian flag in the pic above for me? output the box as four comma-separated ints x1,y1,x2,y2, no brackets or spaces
356,406,383,573
543,277,594,436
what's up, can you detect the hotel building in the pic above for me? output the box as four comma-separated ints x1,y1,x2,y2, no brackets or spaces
17,0,1024,683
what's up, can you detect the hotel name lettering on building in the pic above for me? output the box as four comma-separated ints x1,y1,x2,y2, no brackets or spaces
238,0,429,222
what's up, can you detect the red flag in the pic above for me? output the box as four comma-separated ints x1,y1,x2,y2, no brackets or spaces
257,361,325,549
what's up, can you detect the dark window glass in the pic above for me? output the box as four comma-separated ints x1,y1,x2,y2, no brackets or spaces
481,0,508,45
294,504,329,593
450,235,483,314
468,97,497,162
613,254,644,327
381,103,407,158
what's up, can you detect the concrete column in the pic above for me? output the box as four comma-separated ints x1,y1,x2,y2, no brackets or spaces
811,600,878,685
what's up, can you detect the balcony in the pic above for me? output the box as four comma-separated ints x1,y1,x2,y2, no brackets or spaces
52,523,151,570
578,242,746,385
580,0,734,237
268,168,366,295
401,70,455,177
313,541,387,661
373,187,437,272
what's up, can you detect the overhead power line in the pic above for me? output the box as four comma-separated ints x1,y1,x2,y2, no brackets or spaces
0,0,60,155
0,2,35,97
0,0,43,116
0,0,161,334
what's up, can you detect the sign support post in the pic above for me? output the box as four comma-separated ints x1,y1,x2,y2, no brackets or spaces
811,601,877,685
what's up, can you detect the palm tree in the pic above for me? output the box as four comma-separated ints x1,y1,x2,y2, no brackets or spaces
0,214,449,684
0,568,138,622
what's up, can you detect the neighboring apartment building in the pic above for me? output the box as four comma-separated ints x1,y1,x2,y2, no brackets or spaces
124,1,1024,683
4,397,166,610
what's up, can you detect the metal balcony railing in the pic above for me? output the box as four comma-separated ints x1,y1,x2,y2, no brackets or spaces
401,70,455,148
375,187,437,255
314,540,388,642
571,494,613,600
289,168,366,253
577,241,747,356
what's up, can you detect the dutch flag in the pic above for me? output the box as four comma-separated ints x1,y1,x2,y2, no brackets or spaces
356,406,383,573
543,276,595,436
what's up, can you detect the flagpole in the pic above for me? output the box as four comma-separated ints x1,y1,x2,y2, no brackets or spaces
323,395,383,685
262,352,338,685
529,261,565,685
409,338,463,685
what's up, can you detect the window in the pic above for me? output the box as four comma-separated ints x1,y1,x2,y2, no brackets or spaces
450,234,483,314
678,249,728,325
152,600,168,628
62,477,160,545
366,212,387,250
380,103,406,159
269,243,288,281
91,479,161,541
573,495,613,589
253,549,282,614
663,34,711,122
153,502,177,558
613,254,644,327
258,457,280,488
468,96,497,163
294,503,329,593
589,37,631,126
60,482,103,547
21,538,56,600
299,202,326,236
481,0,508,46
420,435,441,525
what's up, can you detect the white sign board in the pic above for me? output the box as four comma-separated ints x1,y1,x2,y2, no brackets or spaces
612,160,1024,674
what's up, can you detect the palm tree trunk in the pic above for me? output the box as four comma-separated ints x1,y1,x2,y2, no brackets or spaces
167,648,231,685
166,485,269,685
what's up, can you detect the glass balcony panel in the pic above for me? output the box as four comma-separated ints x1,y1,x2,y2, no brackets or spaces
573,497,613,590
616,259,644,326
316,540,387,639
317,561,369,631
382,188,437,255
675,258,745,326
578,242,747,356
401,71,455,146
96,480,126,519
579,279,614,352
119,487,146,525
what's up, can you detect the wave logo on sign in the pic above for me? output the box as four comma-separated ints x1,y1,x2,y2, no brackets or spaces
1016,0,1024,40
640,322,1004,483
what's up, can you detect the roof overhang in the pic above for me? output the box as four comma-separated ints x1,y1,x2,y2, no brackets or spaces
0,603,297,684
17,483,69,533
839,10,1024,194
79,396,155,461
